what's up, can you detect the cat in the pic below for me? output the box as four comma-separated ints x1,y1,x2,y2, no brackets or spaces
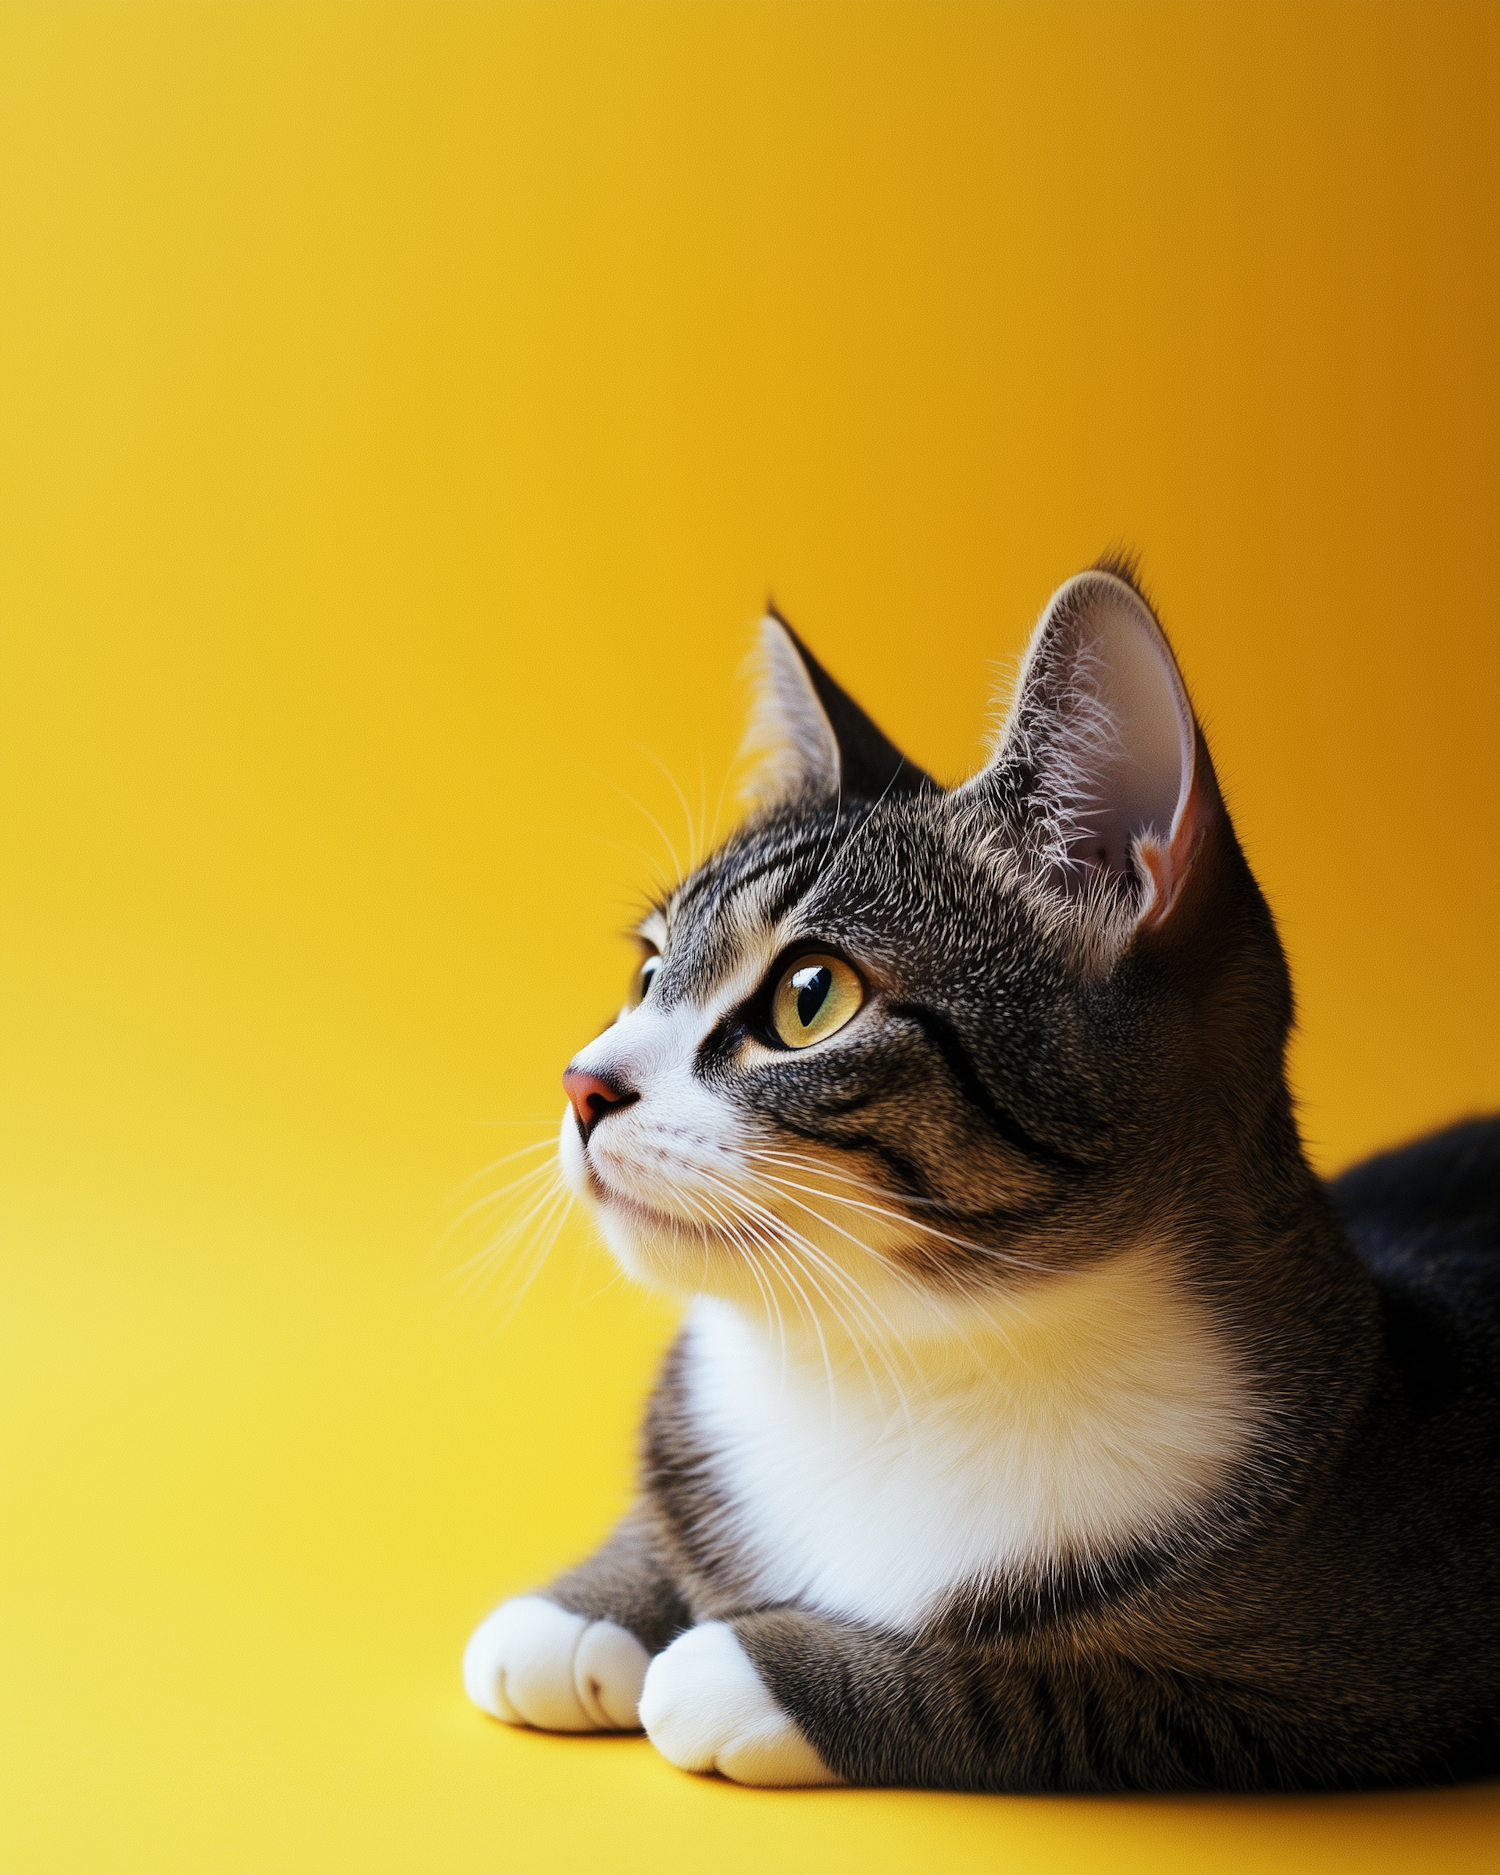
462,562,1499,1792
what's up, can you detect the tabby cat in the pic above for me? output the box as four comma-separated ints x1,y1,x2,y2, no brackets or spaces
463,564,1499,1791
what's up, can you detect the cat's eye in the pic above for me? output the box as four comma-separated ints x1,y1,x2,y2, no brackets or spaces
632,952,661,1005
770,954,863,1049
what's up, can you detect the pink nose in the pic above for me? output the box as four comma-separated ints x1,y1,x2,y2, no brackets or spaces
562,1068,635,1141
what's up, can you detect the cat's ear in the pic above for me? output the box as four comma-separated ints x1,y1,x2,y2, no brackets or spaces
957,567,1217,930
741,609,935,807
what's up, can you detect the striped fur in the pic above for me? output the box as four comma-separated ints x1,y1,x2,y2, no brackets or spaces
466,566,1499,1792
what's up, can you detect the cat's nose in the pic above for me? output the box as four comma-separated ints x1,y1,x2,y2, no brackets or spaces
562,1068,638,1143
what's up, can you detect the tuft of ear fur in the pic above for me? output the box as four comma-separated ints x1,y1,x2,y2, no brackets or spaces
740,608,935,808
955,569,1215,928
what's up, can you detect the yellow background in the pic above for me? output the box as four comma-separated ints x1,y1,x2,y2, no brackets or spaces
3,4,1497,1870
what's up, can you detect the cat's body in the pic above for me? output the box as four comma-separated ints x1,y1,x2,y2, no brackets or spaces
463,567,1499,1791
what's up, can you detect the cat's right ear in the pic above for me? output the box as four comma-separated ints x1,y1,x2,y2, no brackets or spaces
740,609,934,808
954,567,1221,931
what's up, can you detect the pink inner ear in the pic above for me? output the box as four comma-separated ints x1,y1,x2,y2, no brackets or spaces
1052,579,1198,896
956,569,1212,914
1136,736,1214,930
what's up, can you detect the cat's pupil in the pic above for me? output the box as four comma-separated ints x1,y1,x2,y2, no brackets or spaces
793,965,832,1028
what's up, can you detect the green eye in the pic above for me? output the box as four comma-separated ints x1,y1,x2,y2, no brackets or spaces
771,954,863,1049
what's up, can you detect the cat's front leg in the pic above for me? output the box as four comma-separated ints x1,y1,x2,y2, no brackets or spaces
688,1605,1310,1792
638,1622,843,1785
640,1605,1154,1790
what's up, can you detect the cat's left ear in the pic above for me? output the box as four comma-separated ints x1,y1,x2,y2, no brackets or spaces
957,567,1218,930
741,608,935,807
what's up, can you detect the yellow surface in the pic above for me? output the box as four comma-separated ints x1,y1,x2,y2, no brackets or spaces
2,3,1497,1869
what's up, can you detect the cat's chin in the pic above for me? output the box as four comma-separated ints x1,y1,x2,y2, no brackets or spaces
579,1182,968,1346
580,1170,826,1309
589,1190,740,1294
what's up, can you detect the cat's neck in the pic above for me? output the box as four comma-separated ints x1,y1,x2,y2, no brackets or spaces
682,1244,1267,1621
703,1239,1252,1408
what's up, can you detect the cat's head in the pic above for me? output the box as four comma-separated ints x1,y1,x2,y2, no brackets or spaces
559,565,1296,1344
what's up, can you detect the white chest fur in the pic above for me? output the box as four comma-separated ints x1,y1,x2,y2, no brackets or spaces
680,1249,1259,1632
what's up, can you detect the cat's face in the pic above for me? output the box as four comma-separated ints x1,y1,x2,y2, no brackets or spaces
558,571,1286,1346
560,795,1078,1338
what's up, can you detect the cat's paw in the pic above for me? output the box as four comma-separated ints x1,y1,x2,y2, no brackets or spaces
638,1621,842,1786
462,1595,648,1732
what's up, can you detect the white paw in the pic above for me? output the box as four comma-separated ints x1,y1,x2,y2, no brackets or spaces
463,1595,648,1732
638,1622,841,1786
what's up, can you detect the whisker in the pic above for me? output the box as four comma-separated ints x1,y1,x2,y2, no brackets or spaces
805,755,907,902
630,741,701,874
733,1209,848,1415
440,1134,559,1203
689,1182,790,1375
703,750,738,876
726,1157,1034,1383
442,1171,568,1286
691,1165,922,1427
439,1156,561,1248
604,778,686,889
490,1187,576,1323
712,1188,837,1388
433,1120,579,1328
807,777,845,897
765,1226,921,1433
583,831,682,899
741,1148,1051,1274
